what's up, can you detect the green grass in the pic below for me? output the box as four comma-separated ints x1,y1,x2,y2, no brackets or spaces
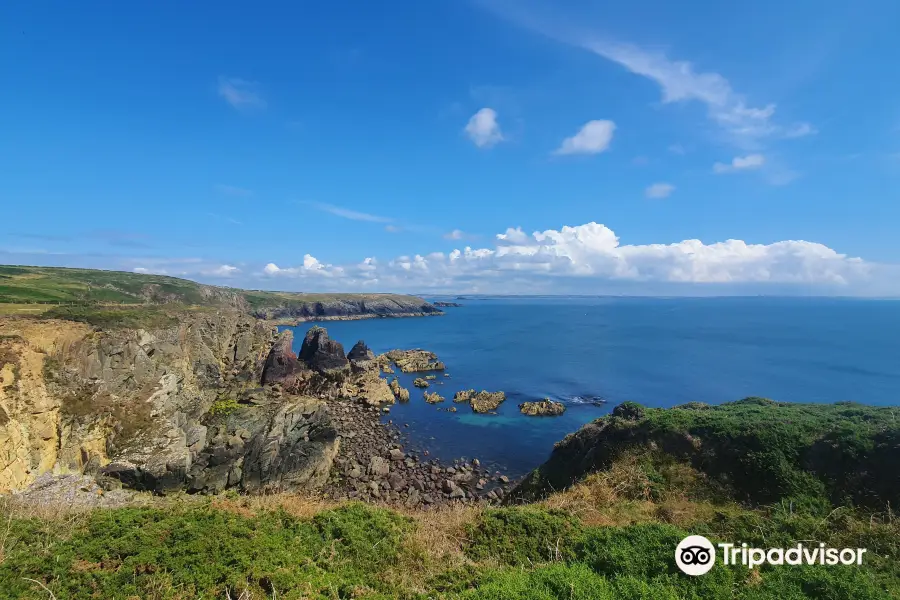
0,265,434,324
515,398,900,511
2,501,896,599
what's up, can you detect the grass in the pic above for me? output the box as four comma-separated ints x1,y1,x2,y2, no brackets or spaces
0,265,434,325
1,452,897,599
515,398,900,511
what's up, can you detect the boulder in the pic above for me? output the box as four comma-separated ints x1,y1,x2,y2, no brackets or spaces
368,456,390,477
519,399,566,416
298,327,349,373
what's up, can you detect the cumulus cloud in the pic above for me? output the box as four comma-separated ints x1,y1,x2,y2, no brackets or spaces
256,222,871,292
713,154,766,173
207,264,240,277
218,77,266,111
555,120,616,155
263,254,342,278
464,108,504,148
645,183,675,199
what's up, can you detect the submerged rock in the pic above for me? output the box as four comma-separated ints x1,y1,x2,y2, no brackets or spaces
385,349,445,373
519,399,566,416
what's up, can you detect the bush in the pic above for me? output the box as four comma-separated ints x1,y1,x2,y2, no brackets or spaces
466,507,580,565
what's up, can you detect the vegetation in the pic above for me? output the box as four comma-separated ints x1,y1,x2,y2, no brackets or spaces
515,398,900,511
2,458,897,599
0,265,433,326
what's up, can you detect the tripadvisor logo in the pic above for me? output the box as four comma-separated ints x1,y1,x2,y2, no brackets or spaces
675,535,867,576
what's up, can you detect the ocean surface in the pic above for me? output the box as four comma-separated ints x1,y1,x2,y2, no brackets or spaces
284,297,900,478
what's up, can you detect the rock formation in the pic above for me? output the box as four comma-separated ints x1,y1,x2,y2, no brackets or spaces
453,389,475,403
347,340,376,366
470,391,506,413
519,399,566,416
385,349,445,373
298,327,349,373
423,391,444,404
413,378,429,388
0,312,342,495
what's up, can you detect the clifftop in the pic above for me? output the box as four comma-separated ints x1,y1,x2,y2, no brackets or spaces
0,265,441,324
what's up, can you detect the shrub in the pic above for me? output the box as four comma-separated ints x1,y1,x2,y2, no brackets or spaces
466,507,580,565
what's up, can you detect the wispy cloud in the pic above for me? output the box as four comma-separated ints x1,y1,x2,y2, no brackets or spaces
481,3,811,151
668,143,686,155
304,201,393,223
215,184,254,197
464,108,505,148
385,225,403,233
713,154,766,174
207,212,244,226
554,120,616,155
218,77,266,111
645,183,675,199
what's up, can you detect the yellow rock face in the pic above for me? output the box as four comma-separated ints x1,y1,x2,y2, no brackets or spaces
0,319,96,493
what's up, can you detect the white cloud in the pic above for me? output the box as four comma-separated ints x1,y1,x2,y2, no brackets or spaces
207,264,240,277
444,229,466,240
555,120,616,155
645,183,675,199
668,144,686,155
464,108,504,148
217,77,266,111
262,254,342,278
385,225,402,233
304,201,392,223
256,221,872,291
133,267,150,274
713,154,766,173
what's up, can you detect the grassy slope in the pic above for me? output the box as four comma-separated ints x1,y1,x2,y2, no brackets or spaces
0,265,433,326
2,401,899,599
2,456,897,600
513,398,900,510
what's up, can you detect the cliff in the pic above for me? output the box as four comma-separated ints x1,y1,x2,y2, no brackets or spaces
0,311,342,494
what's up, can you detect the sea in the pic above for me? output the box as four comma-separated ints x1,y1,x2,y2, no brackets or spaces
283,297,900,478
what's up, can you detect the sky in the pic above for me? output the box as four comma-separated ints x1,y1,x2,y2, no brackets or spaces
3,0,900,295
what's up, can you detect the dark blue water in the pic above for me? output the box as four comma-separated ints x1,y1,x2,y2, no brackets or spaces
285,297,900,477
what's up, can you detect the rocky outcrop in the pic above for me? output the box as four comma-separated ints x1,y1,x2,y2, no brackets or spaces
432,302,462,307
389,378,410,402
347,340,375,366
261,331,307,386
0,313,342,496
423,391,444,404
385,349,445,373
519,400,566,416
298,327,349,373
413,378,429,388
454,389,476,403
470,391,506,413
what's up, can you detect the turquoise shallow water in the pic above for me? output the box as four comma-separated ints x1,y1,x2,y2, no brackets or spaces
284,297,900,477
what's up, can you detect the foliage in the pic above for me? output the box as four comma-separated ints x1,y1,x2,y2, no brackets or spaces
465,507,580,565
208,397,241,417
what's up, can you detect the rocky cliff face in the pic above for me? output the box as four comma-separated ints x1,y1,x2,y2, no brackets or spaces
251,296,442,321
0,312,341,495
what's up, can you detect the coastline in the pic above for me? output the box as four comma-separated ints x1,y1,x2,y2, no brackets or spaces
270,311,444,326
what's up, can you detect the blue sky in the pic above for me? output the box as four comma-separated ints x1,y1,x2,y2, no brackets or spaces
3,0,900,295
